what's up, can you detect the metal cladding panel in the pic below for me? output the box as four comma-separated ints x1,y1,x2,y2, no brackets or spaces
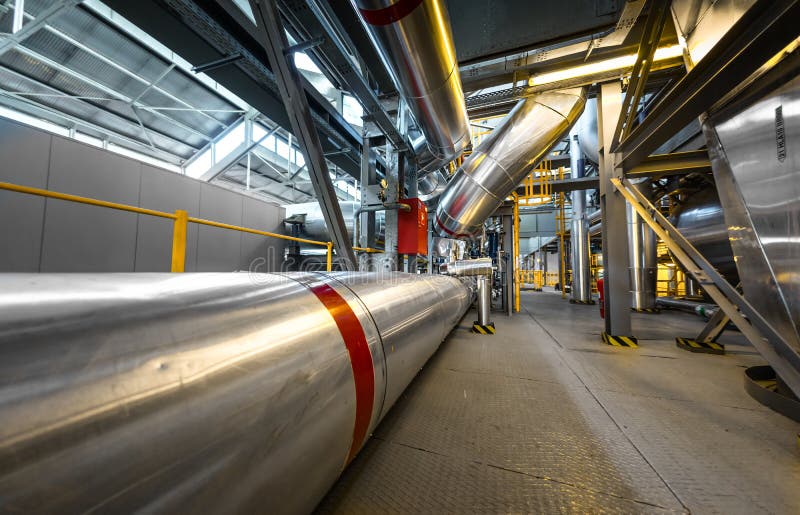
0,119,50,271
240,195,285,272
706,73,800,354
398,197,428,254
196,183,244,272
42,137,141,272
136,165,201,272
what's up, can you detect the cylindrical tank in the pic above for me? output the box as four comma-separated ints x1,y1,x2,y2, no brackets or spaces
672,187,739,283
0,272,470,513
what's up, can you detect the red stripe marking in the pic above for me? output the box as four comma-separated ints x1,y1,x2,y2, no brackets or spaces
435,215,472,239
310,282,374,464
359,0,424,26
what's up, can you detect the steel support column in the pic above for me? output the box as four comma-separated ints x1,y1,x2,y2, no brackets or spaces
597,81,633,339
248,0,356,269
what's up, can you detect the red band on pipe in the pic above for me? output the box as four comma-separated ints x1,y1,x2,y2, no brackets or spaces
435,215,471,239
310,282,375,464
359,0,424,26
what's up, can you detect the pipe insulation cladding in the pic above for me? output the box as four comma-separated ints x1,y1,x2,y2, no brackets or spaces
353,0,470,174
0,272,471,513
435,88,587,238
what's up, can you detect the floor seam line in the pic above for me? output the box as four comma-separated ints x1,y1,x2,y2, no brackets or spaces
372,435,682,512
523,304,693,514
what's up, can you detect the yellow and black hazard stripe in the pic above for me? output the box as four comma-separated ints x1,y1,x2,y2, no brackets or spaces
675,337,725,355
472,321,496,334
601,332,638,347
570,299,597,305
631,307,660,313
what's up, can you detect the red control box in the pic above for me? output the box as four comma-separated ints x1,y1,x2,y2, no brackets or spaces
398,198,428,254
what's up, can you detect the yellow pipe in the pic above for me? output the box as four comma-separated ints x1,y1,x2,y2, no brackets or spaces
171,209,188,273
0,181,177,219
0,180,385,266
352,246,383,253
186,216,329,247
326,242,333,272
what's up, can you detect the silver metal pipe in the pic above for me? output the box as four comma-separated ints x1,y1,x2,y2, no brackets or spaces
628,181,657,310
570,132,592,302
0,272,470,513
477,275,491,325
418,169,448,202
353,202,410,247
435,88,586,238
353,0,470,174
440,257,493,277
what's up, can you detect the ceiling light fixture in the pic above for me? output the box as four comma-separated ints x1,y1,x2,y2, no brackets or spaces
528,45,684,86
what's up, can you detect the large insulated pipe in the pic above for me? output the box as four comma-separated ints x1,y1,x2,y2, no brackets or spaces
0,272,470,513
435,88,587,238
570,131,592,303
353,0,470,174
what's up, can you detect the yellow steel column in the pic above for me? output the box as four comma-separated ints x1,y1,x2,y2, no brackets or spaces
326,242,333,272
513,192,520,312
171,209,188,272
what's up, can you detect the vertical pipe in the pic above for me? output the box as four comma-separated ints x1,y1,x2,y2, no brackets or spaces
628,180,657,310
171,209,188,272
570,133,592,302
326,242,333,272
477,275,491,325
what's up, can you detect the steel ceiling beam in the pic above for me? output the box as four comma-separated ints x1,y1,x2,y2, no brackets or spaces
11,45,212,142
280,0,406,150
248,0,356,269
106,0,362,177
0,66,195,156
0,0,80,56
611,0,670,149
625,150,711,179
614,0,800,171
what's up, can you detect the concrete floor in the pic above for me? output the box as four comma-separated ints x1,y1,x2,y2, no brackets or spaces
316,290,800,514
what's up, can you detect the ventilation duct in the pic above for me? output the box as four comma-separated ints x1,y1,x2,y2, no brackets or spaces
435,88,587,238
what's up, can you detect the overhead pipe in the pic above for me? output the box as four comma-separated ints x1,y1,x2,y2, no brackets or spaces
352,0,470,175
0,272,471,513
435,88,587,238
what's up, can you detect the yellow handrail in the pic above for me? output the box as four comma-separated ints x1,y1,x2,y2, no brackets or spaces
0,180,383,272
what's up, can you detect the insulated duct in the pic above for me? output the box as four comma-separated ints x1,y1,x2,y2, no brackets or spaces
0,272,471,513
435,88,587,238
353,0,470,175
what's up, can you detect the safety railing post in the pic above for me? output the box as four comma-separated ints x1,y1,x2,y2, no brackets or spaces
171,209,188,272
326,242,333,272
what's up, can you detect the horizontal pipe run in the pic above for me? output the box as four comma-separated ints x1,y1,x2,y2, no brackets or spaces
0,272,471,512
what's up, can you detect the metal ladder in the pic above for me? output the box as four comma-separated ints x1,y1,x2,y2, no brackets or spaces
611,177,800,397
